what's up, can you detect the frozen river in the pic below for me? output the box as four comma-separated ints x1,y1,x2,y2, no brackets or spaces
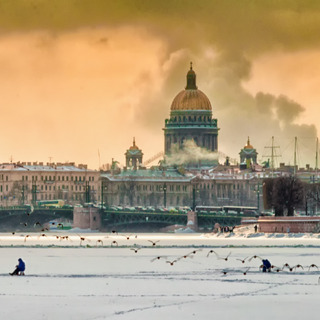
0,231,320,319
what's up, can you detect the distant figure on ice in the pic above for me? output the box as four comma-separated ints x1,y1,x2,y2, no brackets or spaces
262,259,271,272
10,258,25,276
254,225,258,233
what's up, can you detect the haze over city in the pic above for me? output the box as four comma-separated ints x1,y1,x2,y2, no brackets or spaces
1,1,320,169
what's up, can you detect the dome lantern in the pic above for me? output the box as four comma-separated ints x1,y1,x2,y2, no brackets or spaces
185,62,197,90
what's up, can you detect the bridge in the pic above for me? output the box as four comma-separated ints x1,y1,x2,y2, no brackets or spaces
0,207,73,231
0,207,243,231
101,210,242,230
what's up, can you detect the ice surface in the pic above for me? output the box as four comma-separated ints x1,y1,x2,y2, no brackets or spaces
0,229,320,320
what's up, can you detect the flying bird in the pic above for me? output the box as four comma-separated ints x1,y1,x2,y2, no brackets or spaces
111,230,118,235
24,235,31,242
111,240,118,247
308,264,319,271
123,234,133,240
248,255,263,262
294,264,304,271
166,259,178,266
207,250,231,261
148,240,160,246
96,239,103,246
130,248,141,253
150,256,168,262
34,222,42,227
78,235,90,246
243,267,250,275
236,257,249,264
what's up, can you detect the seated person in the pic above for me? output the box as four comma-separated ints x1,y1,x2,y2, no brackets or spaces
10,258,25,276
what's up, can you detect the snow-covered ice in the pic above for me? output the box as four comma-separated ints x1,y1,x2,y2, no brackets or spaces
0,228,320,320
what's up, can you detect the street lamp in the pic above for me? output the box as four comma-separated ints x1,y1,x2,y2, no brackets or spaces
255,181,261,214
163,183,167,208
192,185,199,211
100,180,108,210
32,182,37,206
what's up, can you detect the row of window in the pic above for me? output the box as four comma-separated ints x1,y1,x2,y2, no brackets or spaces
0,184,95,193
171,115,212,123
21,175,96,182
117,184,189,192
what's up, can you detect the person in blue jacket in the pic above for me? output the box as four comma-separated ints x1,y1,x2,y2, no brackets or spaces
10,258,25,276
262,259,272,272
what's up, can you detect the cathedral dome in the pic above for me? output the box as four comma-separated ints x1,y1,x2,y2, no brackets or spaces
171,89,212,111
171,62,212,111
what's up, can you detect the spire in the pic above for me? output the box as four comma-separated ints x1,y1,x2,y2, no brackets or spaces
185,61,197,90
133,137,136,147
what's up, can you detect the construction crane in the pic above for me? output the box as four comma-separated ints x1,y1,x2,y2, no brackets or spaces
143,151,164,167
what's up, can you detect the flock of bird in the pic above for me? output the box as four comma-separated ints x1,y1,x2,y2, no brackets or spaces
4,221,320,276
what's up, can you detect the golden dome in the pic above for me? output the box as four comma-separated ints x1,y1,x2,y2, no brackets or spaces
129,137,139,150
171,62,212,111
171,89,212,111
244,137,253,149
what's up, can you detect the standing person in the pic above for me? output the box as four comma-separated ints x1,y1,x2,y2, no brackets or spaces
10,258,25,276
254,225,258,233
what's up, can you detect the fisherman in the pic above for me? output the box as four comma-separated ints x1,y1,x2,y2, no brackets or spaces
262,259,272,272
10,258,25,276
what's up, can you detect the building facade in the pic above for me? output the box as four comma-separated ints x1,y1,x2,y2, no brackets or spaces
0,162,100,206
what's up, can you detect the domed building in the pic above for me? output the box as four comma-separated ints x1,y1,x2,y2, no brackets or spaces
163,63,219,162
239,137,258,169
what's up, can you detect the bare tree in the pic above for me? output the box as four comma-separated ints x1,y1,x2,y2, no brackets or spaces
264,176,304,216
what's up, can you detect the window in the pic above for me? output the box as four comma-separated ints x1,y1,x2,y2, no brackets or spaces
66,176,69,181
62,176,65,181
6,176,8,181
58,176,60,181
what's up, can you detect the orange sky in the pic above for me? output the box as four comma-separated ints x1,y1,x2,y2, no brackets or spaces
1,1,320,169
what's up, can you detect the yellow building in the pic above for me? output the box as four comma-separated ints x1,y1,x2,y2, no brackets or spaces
0,162,100,206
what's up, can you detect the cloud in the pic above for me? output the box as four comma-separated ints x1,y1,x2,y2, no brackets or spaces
0,1,319,168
